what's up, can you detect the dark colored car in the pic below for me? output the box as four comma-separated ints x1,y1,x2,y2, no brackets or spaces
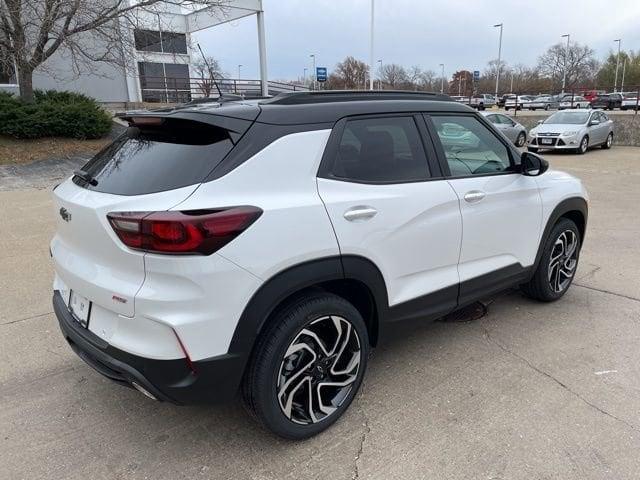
590,93,623,110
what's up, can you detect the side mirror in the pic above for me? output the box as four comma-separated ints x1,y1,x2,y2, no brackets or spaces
521,151,549,176
537,120,544,125
589,120,600,126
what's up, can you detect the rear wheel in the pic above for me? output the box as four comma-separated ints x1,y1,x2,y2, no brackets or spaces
242,292,368,439
521,218,581,302
544,104,550,111
602,132,613,149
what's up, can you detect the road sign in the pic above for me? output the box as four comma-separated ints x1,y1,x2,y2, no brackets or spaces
316,67,328,82
473,70,480,81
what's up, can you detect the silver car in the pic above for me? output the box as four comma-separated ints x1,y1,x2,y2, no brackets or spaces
527,109,614,154
527,95,559,111
481,111,527,147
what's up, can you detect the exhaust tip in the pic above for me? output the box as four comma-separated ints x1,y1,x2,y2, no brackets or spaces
131,381,158,401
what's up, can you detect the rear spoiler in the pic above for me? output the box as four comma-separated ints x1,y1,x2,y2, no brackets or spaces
116,111,256,143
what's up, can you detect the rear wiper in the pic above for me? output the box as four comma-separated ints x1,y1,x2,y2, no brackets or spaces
73,169,98,186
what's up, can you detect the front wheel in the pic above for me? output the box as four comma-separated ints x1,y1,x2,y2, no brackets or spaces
577,136,589,154
515,131,526,147
521,218,581,302
242,292,369,439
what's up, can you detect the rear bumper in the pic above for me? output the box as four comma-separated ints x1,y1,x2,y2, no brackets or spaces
53,291,246,404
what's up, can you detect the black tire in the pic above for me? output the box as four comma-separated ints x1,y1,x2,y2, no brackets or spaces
577,135,588,154
521,218,581,302
242,292,369,439
515,131,526,147
544,104,550,111
527,146,539,153
505,107,510,111
602,132,613,149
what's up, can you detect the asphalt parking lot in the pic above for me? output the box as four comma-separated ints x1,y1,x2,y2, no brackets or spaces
1,147,640,479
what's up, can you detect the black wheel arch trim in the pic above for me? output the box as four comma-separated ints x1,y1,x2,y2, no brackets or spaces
532,197,588,272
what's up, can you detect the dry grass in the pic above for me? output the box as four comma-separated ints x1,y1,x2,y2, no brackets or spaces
0,135,110,165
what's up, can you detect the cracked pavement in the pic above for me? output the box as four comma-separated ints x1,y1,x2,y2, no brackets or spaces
1,147,640,479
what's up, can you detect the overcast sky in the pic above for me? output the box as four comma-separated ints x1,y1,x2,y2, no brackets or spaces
193,0,640,81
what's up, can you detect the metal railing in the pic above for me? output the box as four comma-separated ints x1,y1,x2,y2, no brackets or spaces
139,76,309,103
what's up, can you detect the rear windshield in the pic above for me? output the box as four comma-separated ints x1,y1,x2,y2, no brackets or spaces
74,118,235,195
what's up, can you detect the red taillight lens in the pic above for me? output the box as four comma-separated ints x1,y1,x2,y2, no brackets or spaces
107,206,262,255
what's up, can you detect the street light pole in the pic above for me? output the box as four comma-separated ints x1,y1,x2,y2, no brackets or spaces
493,23,503,99
561,34,570,94
310,54,316,91
369,0,375,91
377,59,382,90
614,39,621,92
439,63,445,93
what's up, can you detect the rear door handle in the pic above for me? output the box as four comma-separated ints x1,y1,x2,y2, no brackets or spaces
463,190,486,203
344,206,378,222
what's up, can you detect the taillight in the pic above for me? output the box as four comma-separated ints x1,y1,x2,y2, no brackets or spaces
107,206,262,255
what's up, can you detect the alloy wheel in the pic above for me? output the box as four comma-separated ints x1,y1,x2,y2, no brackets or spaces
580,137,588,153
277,315,362,425
607,134,613,148
548,230,578,293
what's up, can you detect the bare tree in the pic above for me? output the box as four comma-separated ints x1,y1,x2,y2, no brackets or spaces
537,42,598,90
0,0,227,102
192,54,226,97
380,63,408,88
333,56,368,89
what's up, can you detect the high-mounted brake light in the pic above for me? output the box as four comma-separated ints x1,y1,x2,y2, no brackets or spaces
128,116,164,126
107,207,262,255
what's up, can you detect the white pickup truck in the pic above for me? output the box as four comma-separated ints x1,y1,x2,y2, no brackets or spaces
468,94,496,110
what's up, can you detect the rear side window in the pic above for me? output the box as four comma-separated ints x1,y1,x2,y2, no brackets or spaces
76,118,236,195
329,116,430,183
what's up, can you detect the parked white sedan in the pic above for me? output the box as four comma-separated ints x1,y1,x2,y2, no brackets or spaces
558,95,590,110
528,109,614,154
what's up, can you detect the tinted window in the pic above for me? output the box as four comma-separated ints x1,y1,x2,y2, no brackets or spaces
330,116,430,183
0,58,15,84
162,32,188,54
134,29,162,52
164,63,190,89
431,115,512,177
138,62,165,89
76,119,237,195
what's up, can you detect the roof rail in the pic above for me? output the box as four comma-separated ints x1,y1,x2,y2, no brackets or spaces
262,90,452,105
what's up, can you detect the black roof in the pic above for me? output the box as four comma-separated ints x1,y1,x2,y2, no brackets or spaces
118,90,474,127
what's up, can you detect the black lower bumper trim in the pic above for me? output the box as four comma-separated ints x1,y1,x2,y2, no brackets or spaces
53,291,246,404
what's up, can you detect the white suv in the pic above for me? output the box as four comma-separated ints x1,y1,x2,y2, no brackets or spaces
51,91,588,439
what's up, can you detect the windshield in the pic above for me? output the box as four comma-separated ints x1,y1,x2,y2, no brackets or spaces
544,111,589,125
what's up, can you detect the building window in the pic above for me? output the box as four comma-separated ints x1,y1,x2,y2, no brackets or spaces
0,58,17,85
161,32,188,54
134,29,187,54
134,29,162,52
138,61,191,103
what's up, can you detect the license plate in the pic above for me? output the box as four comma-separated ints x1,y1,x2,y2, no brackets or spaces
541,138,553,145
69,290,91,328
